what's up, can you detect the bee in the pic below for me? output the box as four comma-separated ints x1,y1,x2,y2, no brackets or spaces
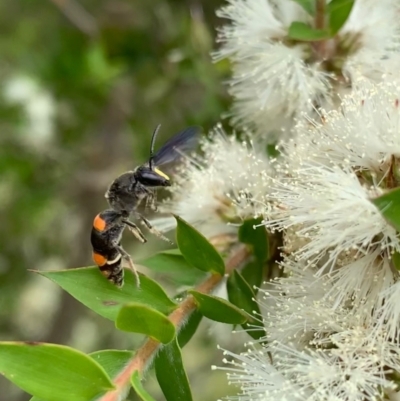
90,125,201,287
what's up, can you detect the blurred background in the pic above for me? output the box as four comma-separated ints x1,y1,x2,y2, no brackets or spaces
0,1,236,399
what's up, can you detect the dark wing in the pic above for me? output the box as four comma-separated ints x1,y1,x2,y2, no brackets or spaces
152,126,202,167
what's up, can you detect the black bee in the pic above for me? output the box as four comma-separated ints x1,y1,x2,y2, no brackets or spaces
91,125,201,287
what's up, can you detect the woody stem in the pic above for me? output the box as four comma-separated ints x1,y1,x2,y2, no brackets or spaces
100,244,249,401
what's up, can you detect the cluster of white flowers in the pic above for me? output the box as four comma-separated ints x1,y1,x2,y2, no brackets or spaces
214,0,400,143
157,1,400,399
208,78,400,401
153,124,273,238
216,81,400,400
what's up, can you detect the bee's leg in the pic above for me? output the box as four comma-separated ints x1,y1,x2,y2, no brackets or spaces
122,219,147,244
112,241,140,287
145,190,157,211
136,213,173,245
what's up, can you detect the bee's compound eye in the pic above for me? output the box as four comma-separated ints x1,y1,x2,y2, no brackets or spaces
137,168,170,187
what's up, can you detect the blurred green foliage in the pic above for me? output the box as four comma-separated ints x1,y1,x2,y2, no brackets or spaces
0,0,232,399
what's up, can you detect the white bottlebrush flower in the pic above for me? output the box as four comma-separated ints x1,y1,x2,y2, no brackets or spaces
216,252,400,400
342,0,400,82
215,0,330,142
265,80,400,279
214,344,304,401
323,249,395,315
264,255,396,343
215,0,400,142
283,78,400,171
267,163,400,274
261,260,369,348
259,80,400,325
153,125,272,238
217,325,400,401
373,280,400,343
258,253,399,355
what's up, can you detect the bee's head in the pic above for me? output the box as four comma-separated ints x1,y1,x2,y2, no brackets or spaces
135,165,171,187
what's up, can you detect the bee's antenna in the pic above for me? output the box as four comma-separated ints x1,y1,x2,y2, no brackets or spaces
149,124,161,170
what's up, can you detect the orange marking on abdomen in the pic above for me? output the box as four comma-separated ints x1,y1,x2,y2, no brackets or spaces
93,214,106,231
93,252,107,266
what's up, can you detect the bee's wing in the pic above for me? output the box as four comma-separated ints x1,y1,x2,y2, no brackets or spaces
152,126,202,167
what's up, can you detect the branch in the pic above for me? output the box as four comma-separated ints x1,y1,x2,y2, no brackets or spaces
100,244,249,401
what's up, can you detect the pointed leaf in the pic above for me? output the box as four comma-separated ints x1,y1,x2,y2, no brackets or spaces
291,0,315,15
239,218,268,262
239,216,272,290
189,290,247,324
90,350,134,379
38,268,176,321
241,260,263,294
327,0,355,35
155,338,193,401
393,251,400,271
116,303,175,344
0,342,113,401
371,187,400,232
140,252,206,285
227,271,266,341
30,351,135,401
177,310,203,348
161,249,182,255
131,371,157,401
288,21,330,41
174,215,225,275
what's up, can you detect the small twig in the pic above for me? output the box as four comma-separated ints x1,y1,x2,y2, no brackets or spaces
315,0,326,31
313,0,328,60
100,244,249,401
49,0,98,37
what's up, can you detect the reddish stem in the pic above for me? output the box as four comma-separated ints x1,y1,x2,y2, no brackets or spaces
100,245,249,401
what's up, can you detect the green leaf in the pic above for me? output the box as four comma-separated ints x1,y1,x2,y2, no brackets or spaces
140,252,206,285
241,260,263,294
189,290,247,324
327,0,355,35
227,271,266,341
89,350,133,379
393,251,400,271
239,218,268,262
177,309,203,348
371,188,400,232
31,350,134,401
287,21,330,41
0,342,114,401
174,215,225,275
291,0,315,15
266,143,280,158
131,371,157,401
238,218,268,294
38,268,176,321
116,303,175,344
155,338,193,401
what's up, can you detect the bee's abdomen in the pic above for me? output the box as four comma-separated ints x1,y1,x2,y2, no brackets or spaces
93,250,124,287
